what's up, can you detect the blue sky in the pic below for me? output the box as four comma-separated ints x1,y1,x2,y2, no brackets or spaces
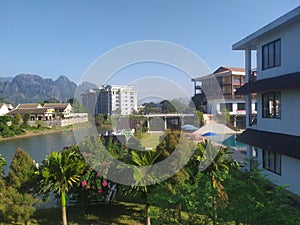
1,1,299,99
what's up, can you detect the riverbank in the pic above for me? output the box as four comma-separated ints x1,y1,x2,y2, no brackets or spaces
0,122,91,142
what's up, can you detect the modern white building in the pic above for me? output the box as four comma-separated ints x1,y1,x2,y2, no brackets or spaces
233,6,300,195
82,85,138,116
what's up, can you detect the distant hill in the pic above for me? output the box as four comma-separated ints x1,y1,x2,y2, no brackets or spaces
0,74,97,105
0,77,13,83
75,81,98,103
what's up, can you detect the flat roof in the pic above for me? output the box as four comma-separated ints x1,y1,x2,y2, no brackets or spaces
233,6,300,50
237,128,300,159
235,71,300,95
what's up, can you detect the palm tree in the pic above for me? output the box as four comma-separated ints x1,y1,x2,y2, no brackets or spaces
197,140,239,225
38,146,86,225
128,150,161,225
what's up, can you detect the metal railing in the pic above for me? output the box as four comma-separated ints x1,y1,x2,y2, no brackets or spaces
249,114,257,126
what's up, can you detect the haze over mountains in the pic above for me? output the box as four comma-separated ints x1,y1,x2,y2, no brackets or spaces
0,74,97,105
0,74,192,106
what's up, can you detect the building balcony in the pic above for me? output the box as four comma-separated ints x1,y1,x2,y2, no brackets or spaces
249,113,257,127
249,70,257,83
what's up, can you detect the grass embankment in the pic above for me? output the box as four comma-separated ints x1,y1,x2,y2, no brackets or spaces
32,201,145,225
139,132,163,150
0,122,91,142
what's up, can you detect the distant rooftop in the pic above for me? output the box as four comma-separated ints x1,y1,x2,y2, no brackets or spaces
8,108,48,115
192,66,245,81
16,103,42,109
43,103,70,110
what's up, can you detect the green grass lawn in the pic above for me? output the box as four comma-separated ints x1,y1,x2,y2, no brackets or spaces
28,201,145,225
139,132,164,150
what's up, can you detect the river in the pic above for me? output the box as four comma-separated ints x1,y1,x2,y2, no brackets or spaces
0,131,76,173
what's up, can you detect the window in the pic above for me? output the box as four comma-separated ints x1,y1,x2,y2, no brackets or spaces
234,77,240,83
262,92,281,118
263,149,281,175
237,103,246,110
220,103,233,112
226,103,233,112
262,39,281,70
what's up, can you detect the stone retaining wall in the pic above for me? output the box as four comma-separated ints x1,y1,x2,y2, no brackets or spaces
28,113,88,127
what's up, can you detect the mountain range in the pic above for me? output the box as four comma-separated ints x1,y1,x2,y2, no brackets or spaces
0,74,97,105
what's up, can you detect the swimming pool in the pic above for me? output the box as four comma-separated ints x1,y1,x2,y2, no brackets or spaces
206,134,248,149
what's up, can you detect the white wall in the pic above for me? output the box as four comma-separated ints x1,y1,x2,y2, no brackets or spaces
0,104,9,116
257,148,300,195
245,14,300,197
256,20,300,80
209,99,256,115
256,89,300,136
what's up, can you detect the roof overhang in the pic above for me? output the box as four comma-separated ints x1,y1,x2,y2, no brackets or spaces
233,6,300,50
237,128,300,159
235,72,300,95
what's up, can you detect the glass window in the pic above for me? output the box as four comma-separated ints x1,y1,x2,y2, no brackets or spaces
226,103,233,112
275,40,281,66
263,149,281,175
262,39,281,70
237,103,246,110
220,103,233,112
262,92,281,118
268,42,275,68
262,45,269,70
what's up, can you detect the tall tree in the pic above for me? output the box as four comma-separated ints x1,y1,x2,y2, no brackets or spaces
11,113,22,127
38,146,86,225
7,148,37,193
2,149,38,225
127,150,161,225
196,110,205,127
160,100,176,113
140,102,161,114
0,153,6,178
22,113,30,128
196,140,239,225
68,98,87,113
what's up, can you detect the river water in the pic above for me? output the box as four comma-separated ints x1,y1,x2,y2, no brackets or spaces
0,131,76,173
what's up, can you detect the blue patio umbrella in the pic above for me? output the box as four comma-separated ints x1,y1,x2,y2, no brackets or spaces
181,124,198,131
202,132,218,137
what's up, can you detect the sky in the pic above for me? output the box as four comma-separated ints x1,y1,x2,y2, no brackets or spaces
1,0,299,101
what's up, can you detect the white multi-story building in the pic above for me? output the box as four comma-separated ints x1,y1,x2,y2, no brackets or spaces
82,85,138,116
233,6,300,195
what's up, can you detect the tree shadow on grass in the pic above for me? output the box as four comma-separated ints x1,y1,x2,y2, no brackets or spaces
33,202,145,225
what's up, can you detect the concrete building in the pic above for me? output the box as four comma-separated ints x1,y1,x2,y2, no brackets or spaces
0,103,10,116
81,89,100,115
9,103,53,121
82,85,138,116
8,103,73,120
192,66,256,116
233,6,300,195
43,103,73,119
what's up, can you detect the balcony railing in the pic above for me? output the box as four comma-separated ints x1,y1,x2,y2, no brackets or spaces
249,69,257,83
249,114,257,126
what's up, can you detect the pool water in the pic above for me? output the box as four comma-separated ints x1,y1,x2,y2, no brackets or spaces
206,134,248,149
222,134,248,148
